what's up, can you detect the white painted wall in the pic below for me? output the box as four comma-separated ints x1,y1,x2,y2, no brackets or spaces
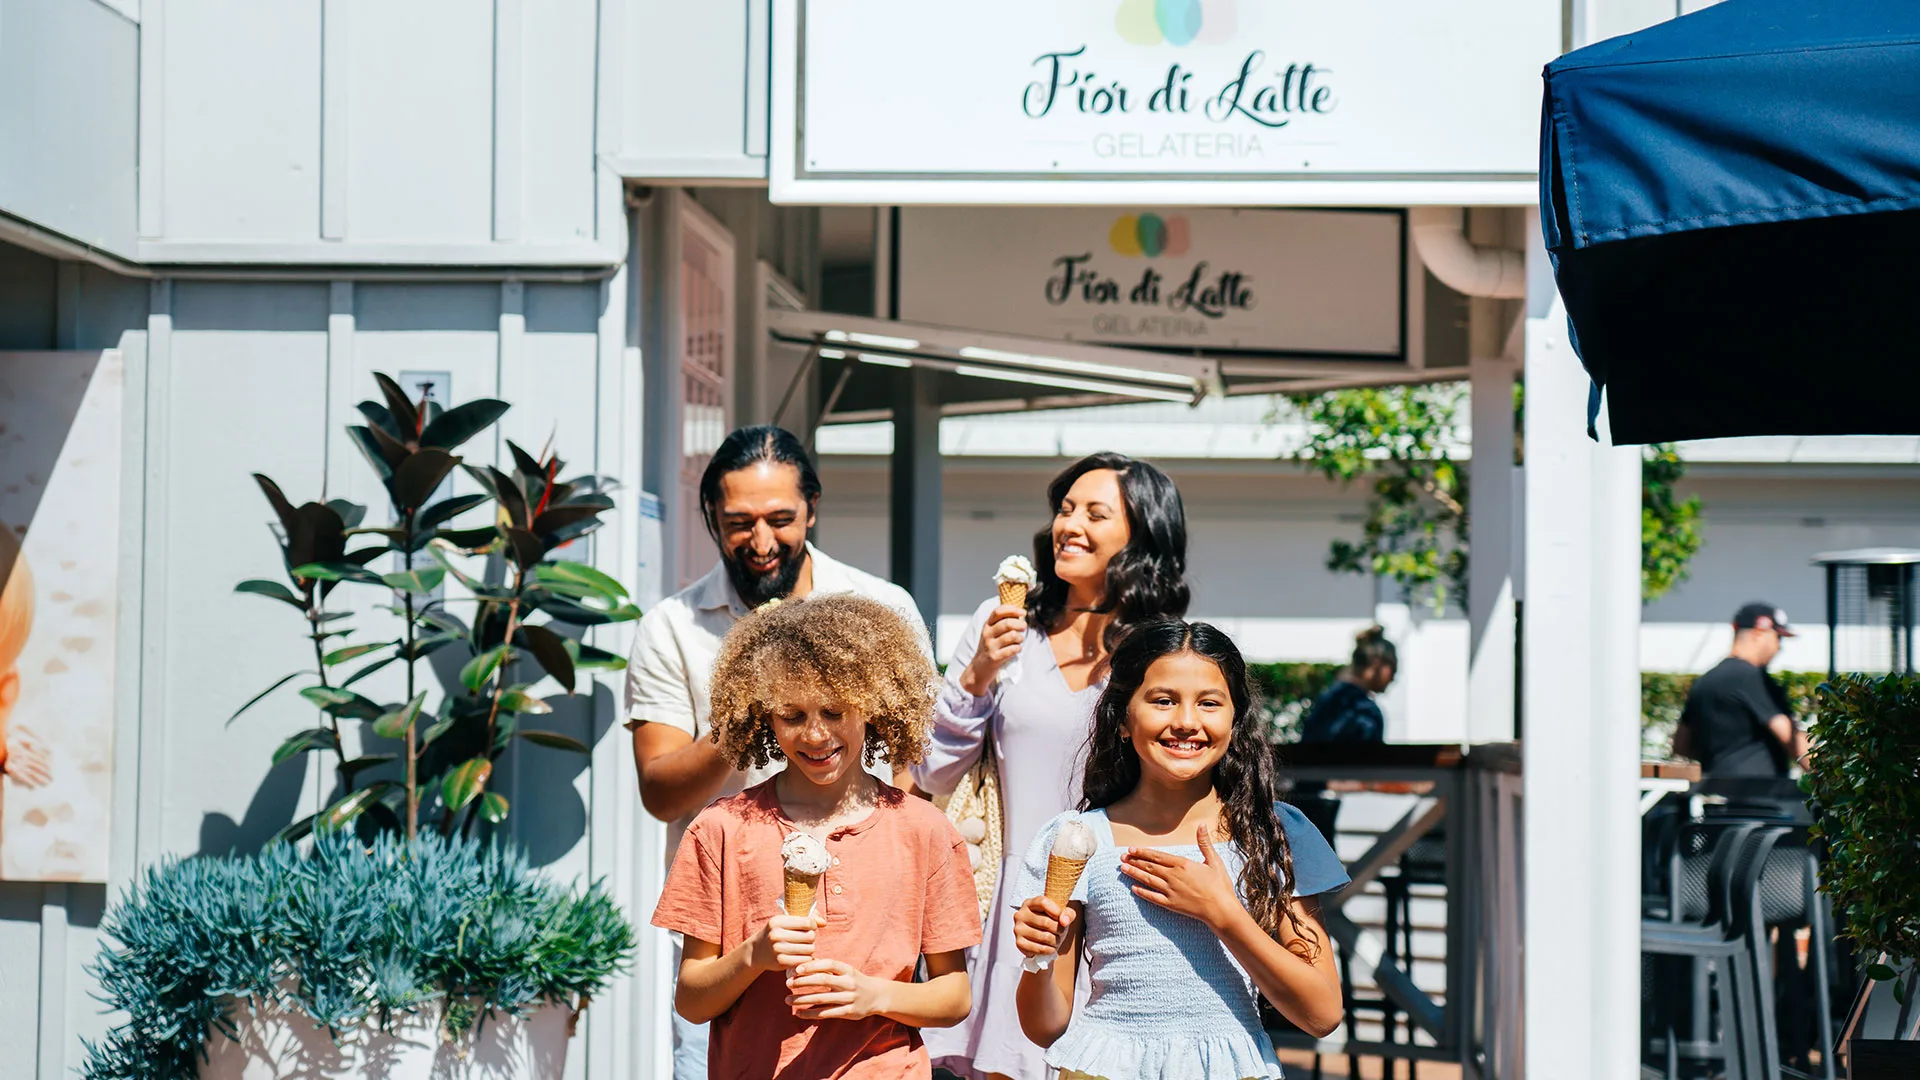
0,262,644,1080
137,0,613,263
613,0,770,180
0,0,139,256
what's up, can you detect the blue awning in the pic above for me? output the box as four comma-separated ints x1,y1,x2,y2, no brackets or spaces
1541,0,1920,443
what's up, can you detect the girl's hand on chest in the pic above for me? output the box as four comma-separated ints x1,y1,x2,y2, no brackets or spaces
1118,823,1244,930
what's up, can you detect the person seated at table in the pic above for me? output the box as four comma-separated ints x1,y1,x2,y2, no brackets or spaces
1673,602,1809,777
1301,626,1397,745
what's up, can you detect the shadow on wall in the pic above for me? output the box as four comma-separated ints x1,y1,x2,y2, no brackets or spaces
197,625,621,869
198,757,309,859
0,877,106,925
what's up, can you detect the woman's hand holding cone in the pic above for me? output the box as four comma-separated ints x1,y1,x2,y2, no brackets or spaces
959,605,1027,695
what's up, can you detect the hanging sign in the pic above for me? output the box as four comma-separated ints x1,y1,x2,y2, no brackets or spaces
771,0,1557,205
898,207,1406,359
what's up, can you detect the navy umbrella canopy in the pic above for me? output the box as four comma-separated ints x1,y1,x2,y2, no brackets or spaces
1541,0,1920,444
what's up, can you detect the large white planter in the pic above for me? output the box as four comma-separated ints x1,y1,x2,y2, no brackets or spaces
199,1000,576,1080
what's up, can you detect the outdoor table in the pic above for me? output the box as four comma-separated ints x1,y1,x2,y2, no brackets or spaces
1641,760,1702,815
1275,742,1521,1075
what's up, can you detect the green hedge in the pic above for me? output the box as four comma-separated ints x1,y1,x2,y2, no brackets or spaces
1248,663,1344,743
1248,662,1827,755
1802,675,1920,968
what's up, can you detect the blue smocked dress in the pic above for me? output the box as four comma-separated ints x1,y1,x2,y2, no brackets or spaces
1013,804,1350,1080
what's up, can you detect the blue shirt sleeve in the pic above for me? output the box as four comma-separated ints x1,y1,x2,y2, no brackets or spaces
1277,801,1349,896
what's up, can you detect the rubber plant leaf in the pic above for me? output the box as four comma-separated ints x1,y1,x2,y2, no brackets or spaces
441,758,492,813
518,624,577,693
418,399,510,451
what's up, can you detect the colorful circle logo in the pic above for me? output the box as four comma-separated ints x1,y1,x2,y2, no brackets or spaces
1109,213,1191,258
1117,0,1237,46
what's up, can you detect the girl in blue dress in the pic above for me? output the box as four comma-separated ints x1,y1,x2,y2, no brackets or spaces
1010,619,1349,1080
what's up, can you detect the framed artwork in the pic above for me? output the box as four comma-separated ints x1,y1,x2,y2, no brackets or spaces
0,350,123,883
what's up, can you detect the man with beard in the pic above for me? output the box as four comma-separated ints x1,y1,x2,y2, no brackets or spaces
626,424,930,1080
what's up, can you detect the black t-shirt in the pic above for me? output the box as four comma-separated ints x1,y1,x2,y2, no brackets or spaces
1679,657,1790,777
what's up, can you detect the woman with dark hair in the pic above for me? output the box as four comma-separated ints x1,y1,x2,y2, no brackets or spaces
1301,625,1398,745
914,452,1190,1080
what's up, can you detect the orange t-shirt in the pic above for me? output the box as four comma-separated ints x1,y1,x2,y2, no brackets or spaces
651,780,983,1080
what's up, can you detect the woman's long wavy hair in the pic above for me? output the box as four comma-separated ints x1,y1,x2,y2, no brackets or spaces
1079,619,1311,945
1027,452,1189,653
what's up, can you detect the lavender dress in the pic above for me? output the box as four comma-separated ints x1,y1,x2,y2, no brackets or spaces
914,599,1104,1080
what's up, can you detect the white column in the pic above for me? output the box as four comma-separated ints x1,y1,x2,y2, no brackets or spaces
1522,218,1643,1080
1469,355,1517,743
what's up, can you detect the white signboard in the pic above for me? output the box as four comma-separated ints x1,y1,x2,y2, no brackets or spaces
899,208,1407,360
771,0,1557,205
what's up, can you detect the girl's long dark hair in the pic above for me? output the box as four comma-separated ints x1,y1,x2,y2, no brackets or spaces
1080,619,1310,944
1028,452,1189,652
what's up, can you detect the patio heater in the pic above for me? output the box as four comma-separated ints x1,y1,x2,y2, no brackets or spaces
1812,549,1920,679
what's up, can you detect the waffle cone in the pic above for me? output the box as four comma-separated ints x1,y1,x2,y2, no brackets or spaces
784,871,819,917
998,581,1028,608
1043,854,1088,905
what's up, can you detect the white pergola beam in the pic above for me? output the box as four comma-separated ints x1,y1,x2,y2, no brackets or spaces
1521,217,1643,1080
1469,354,1518,743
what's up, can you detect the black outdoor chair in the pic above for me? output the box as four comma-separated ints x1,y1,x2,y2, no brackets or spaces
1643,823,1789,1080
1698,798,1838,1080
1751,830,1837,1080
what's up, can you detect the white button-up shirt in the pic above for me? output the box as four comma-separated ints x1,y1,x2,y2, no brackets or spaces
624,543,932,856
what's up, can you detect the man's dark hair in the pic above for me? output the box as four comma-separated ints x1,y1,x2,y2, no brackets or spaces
698,425,822,541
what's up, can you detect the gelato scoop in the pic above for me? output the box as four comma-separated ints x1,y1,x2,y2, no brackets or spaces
781,831,832,876
781,831,831,916
994,555,1038,592
1050,819,1097,861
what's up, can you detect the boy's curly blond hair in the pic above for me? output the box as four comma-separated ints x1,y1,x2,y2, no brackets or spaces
707,592,937,771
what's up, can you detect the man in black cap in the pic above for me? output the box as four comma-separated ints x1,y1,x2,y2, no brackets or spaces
1673,602,1809,776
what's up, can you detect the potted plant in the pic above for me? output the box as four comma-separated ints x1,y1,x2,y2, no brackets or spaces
81,374,640,1079
82,831,633,1080
1804,673,1920,1079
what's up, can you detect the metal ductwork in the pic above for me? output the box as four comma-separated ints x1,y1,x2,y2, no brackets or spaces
1409,206,1527,300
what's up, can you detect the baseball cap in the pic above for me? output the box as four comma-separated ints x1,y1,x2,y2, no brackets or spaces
1733,602,1796,637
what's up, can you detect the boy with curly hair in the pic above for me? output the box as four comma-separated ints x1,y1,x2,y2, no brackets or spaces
652,593,982,1079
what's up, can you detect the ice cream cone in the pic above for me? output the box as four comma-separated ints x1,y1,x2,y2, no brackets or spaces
998,581,1027,608
784,870,820,917
1043,853,1088,905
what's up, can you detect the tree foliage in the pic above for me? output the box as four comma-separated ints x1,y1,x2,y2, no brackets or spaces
1642,442,1705,603
1289,385,1469,612
1287,382,1704,610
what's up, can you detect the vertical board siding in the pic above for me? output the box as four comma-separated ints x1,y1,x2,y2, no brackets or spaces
0,270,631,1076
0,0,139,254
345,2,495,243
162,282,331,858
158,0,322,242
